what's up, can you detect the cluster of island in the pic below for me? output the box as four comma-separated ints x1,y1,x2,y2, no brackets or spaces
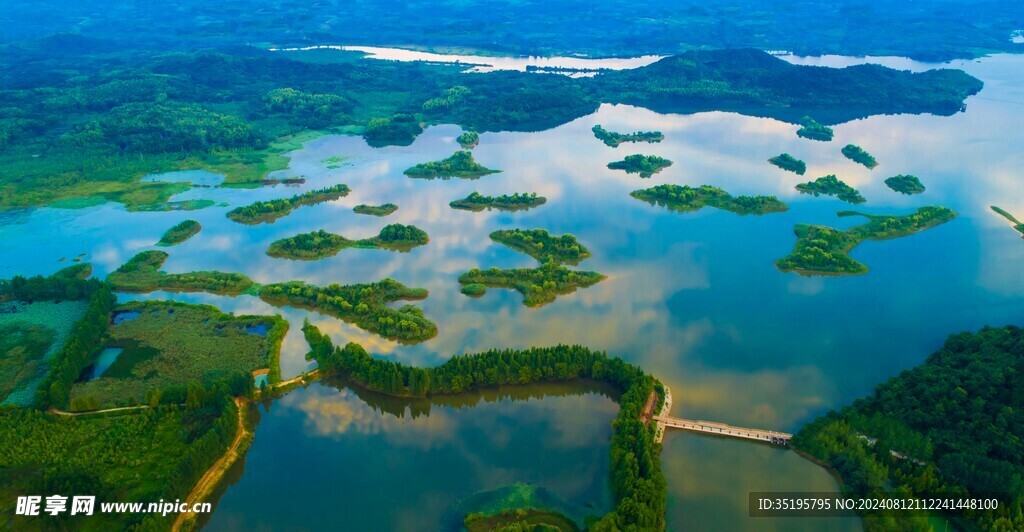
267,224,429,260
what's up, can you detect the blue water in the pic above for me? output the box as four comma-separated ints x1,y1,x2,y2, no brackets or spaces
2,53,1023,531
141,169,226,187
85,347,124,381
245,323,269,336
253,373,269,388
112,311,140,325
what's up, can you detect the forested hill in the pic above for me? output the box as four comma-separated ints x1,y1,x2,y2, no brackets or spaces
3,0,1022,61
0,44,982,209
793,326,1024,530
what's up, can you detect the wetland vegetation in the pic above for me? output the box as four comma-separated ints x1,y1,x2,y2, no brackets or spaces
768,153,806,175
157,219,201,246
606,154,672,178
631,184,787,215
404,151,500,179
258,279,435,342
303,326,666,529
794,325,1024,531
591,125,664,147
457,130,480,149
458,263,605,307
267,224,429,260
795,175,866,204
776,206,957,275
226,184,351,224
990,206,1024,237
353,203,398,216
842,144,879,168
68,300,287,410
106,251,255,295
884,174,926,195
490,229,591,264
796,116,834,141
450,192,547,212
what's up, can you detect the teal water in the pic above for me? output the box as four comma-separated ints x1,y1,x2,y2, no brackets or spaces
2,53,1024,530
83,347,124,381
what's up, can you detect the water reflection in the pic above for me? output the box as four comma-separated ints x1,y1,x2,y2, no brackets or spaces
4,53,1024,531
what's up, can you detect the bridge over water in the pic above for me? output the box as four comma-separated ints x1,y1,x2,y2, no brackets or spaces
653,415,792,446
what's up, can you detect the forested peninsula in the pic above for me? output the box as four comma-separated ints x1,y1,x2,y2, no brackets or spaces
0,45,982,210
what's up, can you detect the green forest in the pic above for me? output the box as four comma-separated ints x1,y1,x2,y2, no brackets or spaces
592,125,664,147
793,326,1024,531
404,151,500,179
490,229,591,265
157,219,201,246
302,323,666,529
226,184,351,225
631,184,788,215
776,206,957,275
607,154,672,178
796,175,866,204
450,192,546,212
457,131,480,149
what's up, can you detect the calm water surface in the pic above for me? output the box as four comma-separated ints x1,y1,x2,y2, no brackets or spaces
3,53,1024,531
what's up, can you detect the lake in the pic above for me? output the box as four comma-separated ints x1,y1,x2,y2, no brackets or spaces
2,51,1023,530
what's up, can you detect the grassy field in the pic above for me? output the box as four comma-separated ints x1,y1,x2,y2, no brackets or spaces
69,300,287,409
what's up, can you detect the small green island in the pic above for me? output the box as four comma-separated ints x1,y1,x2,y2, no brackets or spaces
226,184,351,224
490,229,591,264
607,154,673,178
258,279,435,342
353,203,398,216
106,250,255,295
841,144,879,169
404,151,500,179
776,206,957,275
631,184,788,215
457,130,480,149
884,174,925,195
267,224,429,260
157,220,201,246
795,175,866,204
796,116,834,141
768,153,807,175
592,125,664,147
450,192,547,212
458,262,605,307
991,206,1024,238
465,509,579,532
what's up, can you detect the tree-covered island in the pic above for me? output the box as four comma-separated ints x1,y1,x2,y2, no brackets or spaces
776,206,957,275
795,175,866,204
157,220,201,246
768,153,807,175
226,184,351,224
841,144,879,168
607,154,673,178
456,130,480,149
884,174,926,195
353,203,398,216
258,279,435,342
450,192,547,212
489,229,591,265
631,184,787,215
106,250,255,295
796,116,834,141
267,224,430,260
991,206,1024,238
404,151,500,179
793,325,1024,531
592,125,664,147
457,263,605,307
